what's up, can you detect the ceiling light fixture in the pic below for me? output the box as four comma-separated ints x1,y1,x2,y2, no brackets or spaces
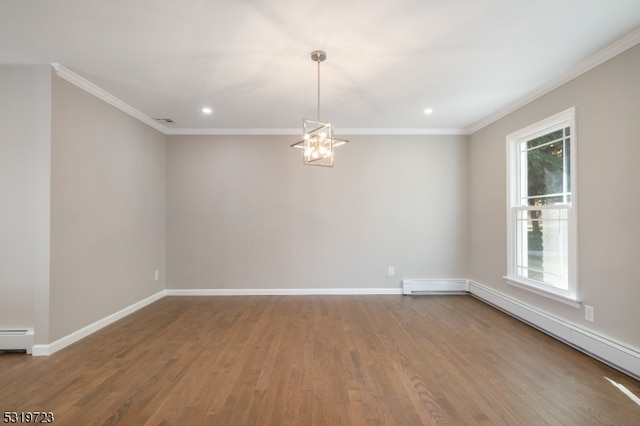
291,50,348,167
202,107,212,114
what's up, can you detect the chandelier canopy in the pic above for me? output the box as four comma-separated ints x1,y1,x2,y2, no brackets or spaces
291,50,348,167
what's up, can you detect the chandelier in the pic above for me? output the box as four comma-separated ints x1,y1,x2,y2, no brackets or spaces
291,50,348,167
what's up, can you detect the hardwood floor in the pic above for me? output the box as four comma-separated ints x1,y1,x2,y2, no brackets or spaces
1,295,639,425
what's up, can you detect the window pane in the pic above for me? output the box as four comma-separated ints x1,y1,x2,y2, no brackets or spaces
527,194,570,206
527,141,566,198
527,129,563,150
515,208,568,289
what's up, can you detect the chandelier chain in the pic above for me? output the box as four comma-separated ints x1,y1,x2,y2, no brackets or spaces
317,55,321,122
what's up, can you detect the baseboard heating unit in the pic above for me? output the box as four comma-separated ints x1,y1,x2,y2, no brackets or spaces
402,279,469,295
0,329,34,354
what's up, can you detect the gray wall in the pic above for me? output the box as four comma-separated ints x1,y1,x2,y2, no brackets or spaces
469,43,640,347
49,75,166,341
0,65,51,335
167,134,469,290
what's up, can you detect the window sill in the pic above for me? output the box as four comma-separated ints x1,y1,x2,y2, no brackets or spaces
503,276,581,308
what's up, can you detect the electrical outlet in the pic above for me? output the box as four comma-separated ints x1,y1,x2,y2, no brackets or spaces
388,266,395,277
585,305,594,322
154,270,160,281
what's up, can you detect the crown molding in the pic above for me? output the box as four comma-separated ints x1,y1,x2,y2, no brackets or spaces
465,27,640,135
165,128,301,136
337,128,467,136
166,127,467,136
51,63,169,134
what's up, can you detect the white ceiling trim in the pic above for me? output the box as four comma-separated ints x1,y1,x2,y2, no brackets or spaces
51,63,168,134
166,127,467,136
465,27,640,134
166,128,301,136
338,128,467,136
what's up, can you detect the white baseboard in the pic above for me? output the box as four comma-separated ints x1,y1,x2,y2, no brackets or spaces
32,290,166,356
469,280,640,380
166,288,402,296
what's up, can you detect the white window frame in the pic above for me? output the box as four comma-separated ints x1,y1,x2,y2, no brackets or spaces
505,108,579,307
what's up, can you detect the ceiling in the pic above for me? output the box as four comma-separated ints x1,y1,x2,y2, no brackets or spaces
2,0,640,134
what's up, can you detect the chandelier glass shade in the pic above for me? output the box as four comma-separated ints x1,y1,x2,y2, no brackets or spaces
291,50,348,167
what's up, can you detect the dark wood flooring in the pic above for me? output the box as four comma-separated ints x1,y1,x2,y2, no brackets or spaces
1,295,639,425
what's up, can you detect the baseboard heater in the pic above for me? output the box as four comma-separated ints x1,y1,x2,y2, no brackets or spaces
0,329,34,354
402,279,470,295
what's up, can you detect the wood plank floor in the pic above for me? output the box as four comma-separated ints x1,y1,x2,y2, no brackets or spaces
1,295,639,425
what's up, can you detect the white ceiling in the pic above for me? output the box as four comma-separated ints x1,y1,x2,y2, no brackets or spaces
2,0,640,134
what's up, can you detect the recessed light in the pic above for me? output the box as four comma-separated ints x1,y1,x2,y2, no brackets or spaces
202,107,212,114
424,108,433,115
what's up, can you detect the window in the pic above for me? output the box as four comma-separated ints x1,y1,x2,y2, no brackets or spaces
505,108,578,306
